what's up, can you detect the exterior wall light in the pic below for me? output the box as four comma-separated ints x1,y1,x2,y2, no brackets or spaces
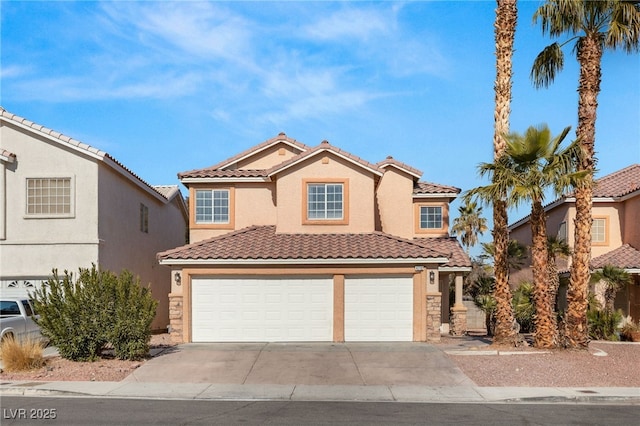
429,271,435,285
174,271,181,286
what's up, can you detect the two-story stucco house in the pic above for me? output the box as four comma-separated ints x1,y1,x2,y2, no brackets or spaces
159,134,471,343
0,108,188,331
509,164,640,321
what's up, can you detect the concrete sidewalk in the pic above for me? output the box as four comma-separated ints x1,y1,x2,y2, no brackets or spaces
1,381,638,404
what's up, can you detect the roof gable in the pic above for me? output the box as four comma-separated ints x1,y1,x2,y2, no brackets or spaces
377,156,423,179
267,140,383,178
1,107,172,203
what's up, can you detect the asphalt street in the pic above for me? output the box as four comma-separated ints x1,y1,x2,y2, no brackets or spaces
2,396,639,426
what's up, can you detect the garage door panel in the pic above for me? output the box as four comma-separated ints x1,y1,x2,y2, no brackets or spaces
192,277,333,342
345,276,413,342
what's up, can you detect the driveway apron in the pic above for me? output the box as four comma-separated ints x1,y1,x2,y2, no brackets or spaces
124,342,474,386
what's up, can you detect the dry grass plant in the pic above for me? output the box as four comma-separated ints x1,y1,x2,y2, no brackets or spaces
0,336,46,372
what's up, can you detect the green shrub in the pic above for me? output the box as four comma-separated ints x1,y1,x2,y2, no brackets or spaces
587,308,623,341
31,265,157,362
110,270,157,360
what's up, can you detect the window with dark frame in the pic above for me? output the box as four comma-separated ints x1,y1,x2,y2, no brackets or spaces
140,203,149,233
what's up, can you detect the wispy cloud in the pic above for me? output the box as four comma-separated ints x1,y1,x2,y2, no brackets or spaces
302,8,390,41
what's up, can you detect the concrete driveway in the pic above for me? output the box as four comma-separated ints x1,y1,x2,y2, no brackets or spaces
124,342,474,386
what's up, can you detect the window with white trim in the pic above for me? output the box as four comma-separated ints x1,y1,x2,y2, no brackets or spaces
195,189,229,224
419,206,442,229
26,178,72,216
557,221,567,242
307,183,343,220
592,218,606,243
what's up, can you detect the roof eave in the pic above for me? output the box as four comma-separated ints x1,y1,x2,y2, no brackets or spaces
159,257,449,266
412,193,458,199
180,177,271,184
218,139,307,170
268,148,383,178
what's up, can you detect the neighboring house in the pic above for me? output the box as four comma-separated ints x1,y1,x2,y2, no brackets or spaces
0,108,188,331
509,164,640,321
159,134,471,343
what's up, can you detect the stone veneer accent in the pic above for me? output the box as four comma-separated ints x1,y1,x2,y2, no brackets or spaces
168,293,184,344
426,293,442,342
450,306,468,336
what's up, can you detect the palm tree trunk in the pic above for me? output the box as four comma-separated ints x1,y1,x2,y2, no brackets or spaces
531,200,556,348
565,33,601,349
491,0,517,346
547,253,560,314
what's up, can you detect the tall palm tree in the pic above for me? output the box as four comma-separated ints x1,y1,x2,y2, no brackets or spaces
491,0,518,345
451,200,488,255
467,124,585,348
531,0,640,348
591,265,632,312
546,235,572,312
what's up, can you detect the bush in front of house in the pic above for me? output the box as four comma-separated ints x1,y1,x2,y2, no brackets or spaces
110,270,157,360
31,265,157,362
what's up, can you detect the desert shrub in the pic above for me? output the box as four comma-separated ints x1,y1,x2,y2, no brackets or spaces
109,270,157,360
587,308,623,341
0,336,45,372
31,265,156,362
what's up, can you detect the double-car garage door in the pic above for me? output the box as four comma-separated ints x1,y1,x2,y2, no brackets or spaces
191,276,413,342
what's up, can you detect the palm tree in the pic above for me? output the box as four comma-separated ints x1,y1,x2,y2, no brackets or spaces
467,124,585,348
531,0,640,348
546,235,571,312
451,200,488,255
491,0,518,345
591,265,632,312
480,240,527,272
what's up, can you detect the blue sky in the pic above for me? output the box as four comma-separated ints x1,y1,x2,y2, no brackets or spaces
2,1,638,254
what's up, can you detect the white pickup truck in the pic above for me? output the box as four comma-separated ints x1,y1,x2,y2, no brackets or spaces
0,298,43,343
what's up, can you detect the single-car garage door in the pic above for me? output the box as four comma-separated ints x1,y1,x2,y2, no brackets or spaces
344,276,413,341
191,277,333,342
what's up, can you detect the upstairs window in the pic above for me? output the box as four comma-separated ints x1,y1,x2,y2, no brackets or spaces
26,177,72,217
419,206,442,229
195,189,230,224
307,183,343,220
140,203,149,233
557,221,567,242
592,218,607,244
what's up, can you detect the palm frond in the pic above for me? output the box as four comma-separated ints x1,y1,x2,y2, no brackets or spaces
531,42,565,88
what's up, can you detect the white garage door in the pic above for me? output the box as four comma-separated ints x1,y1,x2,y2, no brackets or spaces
345,276,413,341
191,277,333,342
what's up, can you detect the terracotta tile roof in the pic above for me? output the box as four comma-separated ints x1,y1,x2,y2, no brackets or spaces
377,156,423,178
179,169,269,179
415,237,472,268
179,133,309,178
592,164,640,198
1,107,171,202
158,225,447,262
413,181,461,195
267,140,383,177
590,244,640,270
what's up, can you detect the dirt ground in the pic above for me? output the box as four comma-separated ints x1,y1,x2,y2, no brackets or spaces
1,334,638,387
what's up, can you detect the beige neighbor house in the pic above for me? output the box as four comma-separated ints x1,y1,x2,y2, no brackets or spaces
0,108,188,331
159,134,471,344
509,164,640,321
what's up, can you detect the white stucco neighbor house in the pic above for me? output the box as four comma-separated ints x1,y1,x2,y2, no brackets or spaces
0,107,188,331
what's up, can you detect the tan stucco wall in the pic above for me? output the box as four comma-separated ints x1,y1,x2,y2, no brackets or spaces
236,143,302,169
621,195,640,249
275,154,376,233
375,168,414,238
98,165,187,331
